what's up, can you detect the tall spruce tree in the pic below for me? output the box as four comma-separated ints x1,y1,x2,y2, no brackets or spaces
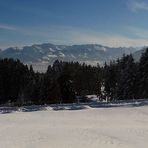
103,61,118,101
116,55,137,100
137,48,148,98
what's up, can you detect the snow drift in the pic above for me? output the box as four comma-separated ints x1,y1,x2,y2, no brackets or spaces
0,100,148,148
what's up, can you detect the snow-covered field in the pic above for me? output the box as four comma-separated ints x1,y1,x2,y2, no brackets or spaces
0,101,148,148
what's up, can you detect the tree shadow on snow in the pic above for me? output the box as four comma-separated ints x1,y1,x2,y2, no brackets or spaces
0,105,47,114
51,104,87,111
89,100,148,109
0,100,148,114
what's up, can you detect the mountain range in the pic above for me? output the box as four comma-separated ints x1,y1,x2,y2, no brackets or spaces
0,43,144,72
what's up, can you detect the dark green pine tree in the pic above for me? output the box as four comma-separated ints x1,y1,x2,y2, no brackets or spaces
103,61,118,101
43,60,63,104
116,54,137,100
137,48,148,98
0,58,30,104
58,73,75,103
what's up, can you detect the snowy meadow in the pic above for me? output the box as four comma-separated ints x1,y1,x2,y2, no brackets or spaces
0,100,148,148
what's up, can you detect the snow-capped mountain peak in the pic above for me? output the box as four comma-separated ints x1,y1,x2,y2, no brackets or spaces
0,43,142,72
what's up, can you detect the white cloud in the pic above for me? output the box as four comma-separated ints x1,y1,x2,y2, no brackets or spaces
66,32,148,47
42,26,148,47
127,26,148,38
1,24,148,49
0,24,16,31
128,0,148,12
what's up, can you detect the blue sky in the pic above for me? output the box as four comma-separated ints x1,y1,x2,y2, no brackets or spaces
1,0,148,49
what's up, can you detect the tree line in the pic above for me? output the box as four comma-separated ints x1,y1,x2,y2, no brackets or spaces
0,48,148,105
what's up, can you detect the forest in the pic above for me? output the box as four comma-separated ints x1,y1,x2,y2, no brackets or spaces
0,48,148,106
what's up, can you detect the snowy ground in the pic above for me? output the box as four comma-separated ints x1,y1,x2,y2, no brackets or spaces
0,100,148,148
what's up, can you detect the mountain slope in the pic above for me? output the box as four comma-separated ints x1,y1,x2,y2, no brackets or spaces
0,43,141,71
133,48,146,61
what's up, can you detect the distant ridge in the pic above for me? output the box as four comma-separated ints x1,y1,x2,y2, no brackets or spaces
0,43,141,72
